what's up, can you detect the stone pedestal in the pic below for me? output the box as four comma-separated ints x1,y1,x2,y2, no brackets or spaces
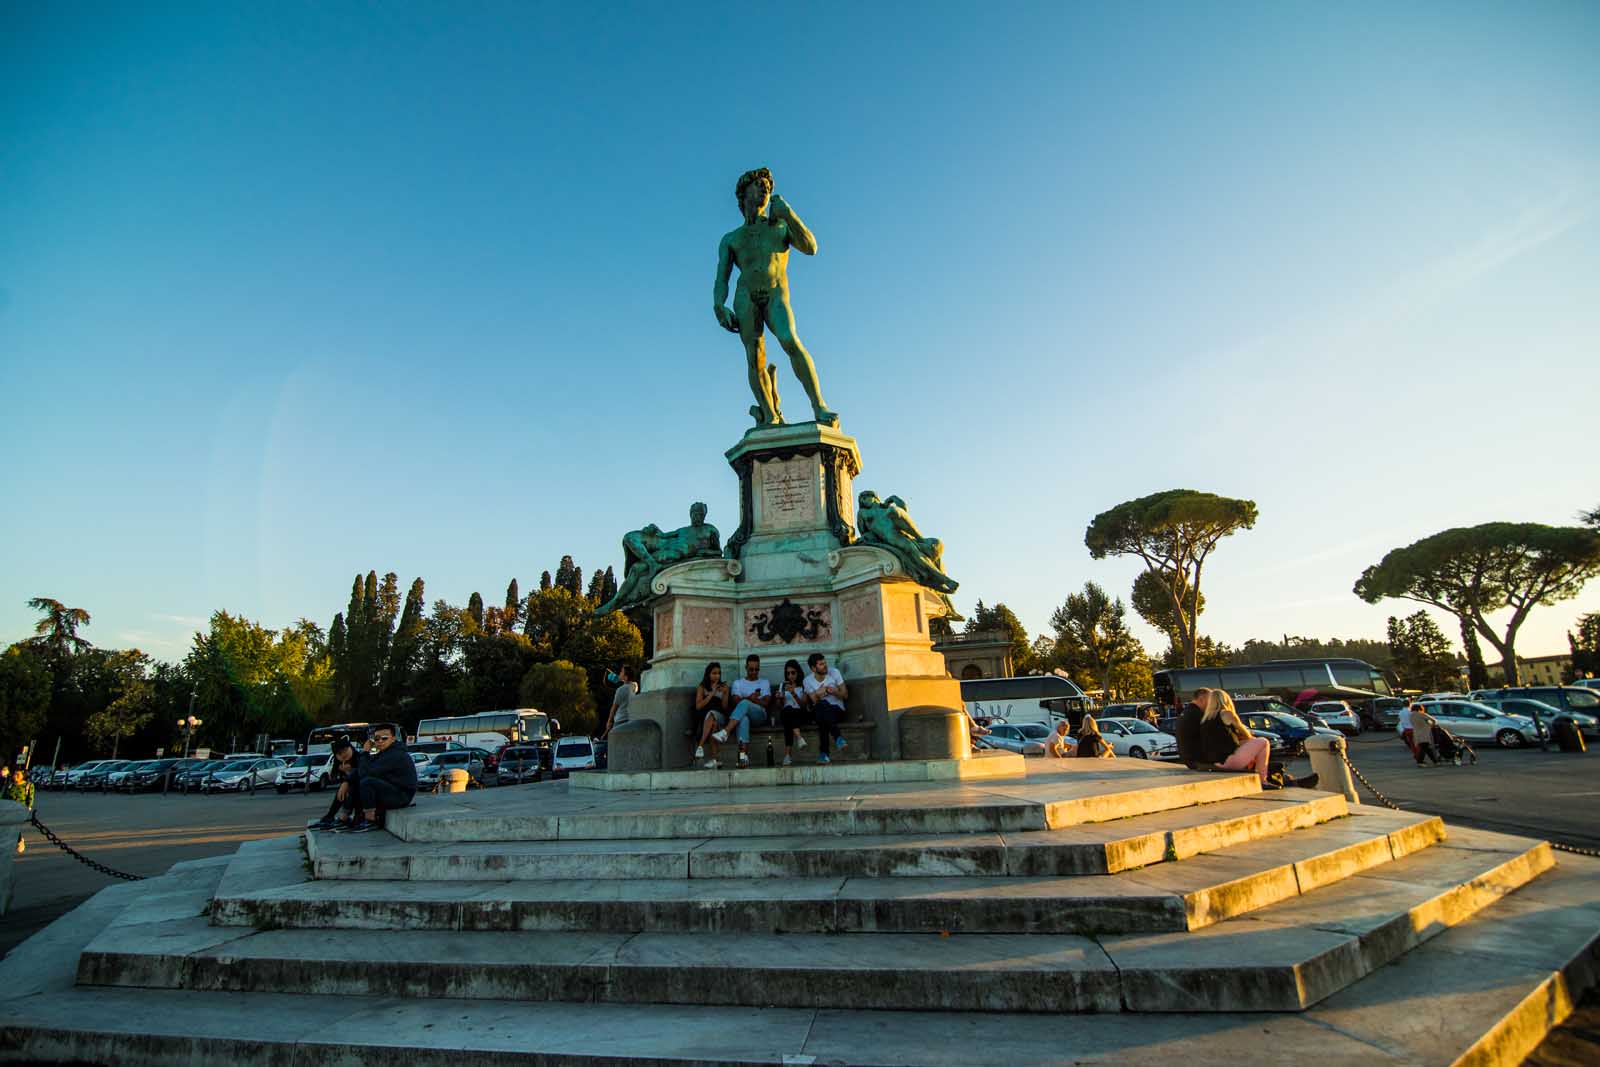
629,422,964,769
606,719,663,773
0,800,27,916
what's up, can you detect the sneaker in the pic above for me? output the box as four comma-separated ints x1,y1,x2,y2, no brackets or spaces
348,819,377,833
795,734,807,750
308,817,337,831
817,754,831,765
702,759,719,769
835,737,847,751
712,729,729,743
693,746,705,759
328,819,358,833
781,755,793,766
1292,773,1320,790
737,753,750,768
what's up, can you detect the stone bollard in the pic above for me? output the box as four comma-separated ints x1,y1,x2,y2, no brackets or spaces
441,769,471,794
897,707,971,761
0,799,28,916
1303,735,1358,805
606,719,663,773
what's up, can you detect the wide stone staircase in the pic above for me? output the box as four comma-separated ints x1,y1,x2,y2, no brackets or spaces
2,755,1598,1065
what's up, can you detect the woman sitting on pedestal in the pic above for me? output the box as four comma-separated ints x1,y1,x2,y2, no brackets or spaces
778,659,811,766
692,662,731,769
1074,715,1116,759
1201,689,1271,785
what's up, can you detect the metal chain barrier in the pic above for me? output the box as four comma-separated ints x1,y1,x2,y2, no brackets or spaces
1339,745,1600,860
26,811,146,882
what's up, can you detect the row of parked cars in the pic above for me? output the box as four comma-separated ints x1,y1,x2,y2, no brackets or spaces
34,735,612,796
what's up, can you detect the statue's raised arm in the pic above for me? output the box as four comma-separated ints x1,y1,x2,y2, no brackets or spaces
711,167,837,429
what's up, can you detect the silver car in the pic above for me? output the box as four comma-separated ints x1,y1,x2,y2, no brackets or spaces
980,722,1050,756
1307,701,1362,736
1416,699,1539,748
202,757,288,793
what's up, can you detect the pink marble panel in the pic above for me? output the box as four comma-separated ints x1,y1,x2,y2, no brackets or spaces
654,608,674,653
840,591,881,639
887,591,919,635
680,605,734,649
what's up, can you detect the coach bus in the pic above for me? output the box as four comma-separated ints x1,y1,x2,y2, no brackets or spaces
1153,659,1397,720
959,674,1093,727
305,722,371,756
415,709,555,753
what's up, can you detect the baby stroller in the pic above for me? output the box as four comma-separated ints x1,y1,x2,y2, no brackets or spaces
1431,724,1477,766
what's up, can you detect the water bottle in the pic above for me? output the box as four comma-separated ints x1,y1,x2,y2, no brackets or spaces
765,737,775,767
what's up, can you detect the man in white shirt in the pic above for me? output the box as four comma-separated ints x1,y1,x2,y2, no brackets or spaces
1397,702,1416,757
802,652,849,764
715,654,773,768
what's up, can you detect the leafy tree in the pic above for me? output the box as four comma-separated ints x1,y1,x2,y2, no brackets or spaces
84,650,155,758
453,632,537,712
26,597,93,660
1355,523,1600,685
1130,570,1203,651
1049,582,1143,698
523,587,644,708
964,600,1037,674
1107,658,1156,701
408,600,467,723
1159,634,1236,669
1568,614,1600,682
929,615,954,639
1085,490,1258,668
185,612,318,749
519,659,597,736
0,643,51,765
1229,635,1392,670
1386,612,1456,692
1581,504,1600,530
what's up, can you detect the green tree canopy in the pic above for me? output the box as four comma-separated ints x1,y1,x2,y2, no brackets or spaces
519,659,597,736
964,600,1037,675
1385,612,1457,692
1355,523,1600,685
1569,613,1600,682
0,643,52,765
1130,570,1203,651
26,597,92,660
1085,490,1257,668
1049,582,1143,698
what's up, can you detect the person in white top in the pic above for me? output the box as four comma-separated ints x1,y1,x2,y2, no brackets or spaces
715,654,773,768
776,659,810,766
1397,702,1416,758
802,652,848,764
1048,720,1076,758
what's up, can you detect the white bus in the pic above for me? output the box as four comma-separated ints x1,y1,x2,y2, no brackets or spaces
415,709,554,753
305,722,370,756
960,675,1093,727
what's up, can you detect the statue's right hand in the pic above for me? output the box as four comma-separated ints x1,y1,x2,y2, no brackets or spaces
714,305,739,333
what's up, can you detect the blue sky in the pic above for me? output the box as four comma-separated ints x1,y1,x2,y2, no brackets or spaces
2,1,1596,664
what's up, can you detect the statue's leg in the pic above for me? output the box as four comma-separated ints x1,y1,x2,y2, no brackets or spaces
736,290,781,425
767,296,837,426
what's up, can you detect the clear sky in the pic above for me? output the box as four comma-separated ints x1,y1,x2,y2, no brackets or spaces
2,1,1596,665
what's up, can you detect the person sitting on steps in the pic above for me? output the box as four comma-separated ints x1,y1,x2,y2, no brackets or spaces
802,652,848,764
715,654,773,768
1074,715,1116,759
1201,690,1318,791
777,658,810,766
1048,719,1077,758
309,736,359,831
692,662,732,768
332,723,417,834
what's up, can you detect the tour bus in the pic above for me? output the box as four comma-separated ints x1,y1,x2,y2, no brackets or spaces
415,709,556,758
267,738,300,758
305,722,371,756
1153,659,1397,722
960,674,1093,728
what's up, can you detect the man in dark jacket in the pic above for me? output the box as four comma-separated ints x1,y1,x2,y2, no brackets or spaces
1175,688,1214,770
336,723,417,834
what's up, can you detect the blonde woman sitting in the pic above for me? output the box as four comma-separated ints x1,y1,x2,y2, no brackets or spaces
1074,715,1116,759
1048,720,1077,758
1202,690,1271,784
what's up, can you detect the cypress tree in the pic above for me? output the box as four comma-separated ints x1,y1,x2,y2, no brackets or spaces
539,571,552,591
585,570,607,602
329,612,347,712
554,556,577,594
600,566,618,607
383,578,426,708
467,592,485,632
1460,615,1489,690
504,579,521,630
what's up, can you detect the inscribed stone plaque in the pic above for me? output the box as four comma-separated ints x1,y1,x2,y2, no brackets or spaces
757,454,819,532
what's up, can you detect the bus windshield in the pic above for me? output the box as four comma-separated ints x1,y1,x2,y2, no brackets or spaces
306,723,369,755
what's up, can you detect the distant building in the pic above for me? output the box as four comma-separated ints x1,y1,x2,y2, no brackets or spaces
1456,652,1574,688
932,630,1013,680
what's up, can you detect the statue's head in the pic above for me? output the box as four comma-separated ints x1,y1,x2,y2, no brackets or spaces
736,168,773,222
690,501,708,525
858,490,881,510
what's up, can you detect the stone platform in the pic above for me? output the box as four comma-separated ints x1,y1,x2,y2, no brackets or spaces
571,752,1024,791
2,758,1598,1065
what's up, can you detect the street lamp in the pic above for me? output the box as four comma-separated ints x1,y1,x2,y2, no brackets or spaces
176,715,203,759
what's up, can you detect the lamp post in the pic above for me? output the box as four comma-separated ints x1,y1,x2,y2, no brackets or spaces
177,715,203,759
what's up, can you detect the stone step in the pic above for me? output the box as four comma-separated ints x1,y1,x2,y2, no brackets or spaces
78,831,1550,1015
13,854,1600,1065
572,750,1025,791
309,791,1349,881
384,762,1263,843
215,810,1443,935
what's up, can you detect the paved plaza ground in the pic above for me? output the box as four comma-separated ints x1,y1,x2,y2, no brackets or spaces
4,746,1596,1062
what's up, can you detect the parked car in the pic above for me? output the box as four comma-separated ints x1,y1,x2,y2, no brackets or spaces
467,746,500,776
277,753,336,793
132,758,205,792
1468,695,1595,737
107,760,159,791
1233,698,1342,757
980,722,1050,756
1305,700,1362,736
1573,678,1600,691
550,737,600,777
1470,687,1600,729
497,745,545,784
1415,699,1540,747
174,759,227,793
1364,697,1407,732
1100,702,1161,724
417,750,487,790
409,740,466,758
112,758,183,792
1096,718,1180,760
64,760,113,789
80,760,135,791
202,758,288,793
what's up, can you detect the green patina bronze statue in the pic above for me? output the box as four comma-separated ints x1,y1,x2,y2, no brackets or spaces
595,502,723,615
714,168,838,428
856,490,960,616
